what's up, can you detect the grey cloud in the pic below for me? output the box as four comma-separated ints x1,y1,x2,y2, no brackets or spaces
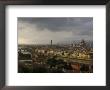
18,17,93,44
18,17,93,32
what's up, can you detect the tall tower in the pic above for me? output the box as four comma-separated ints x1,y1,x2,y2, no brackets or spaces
51,40,52,46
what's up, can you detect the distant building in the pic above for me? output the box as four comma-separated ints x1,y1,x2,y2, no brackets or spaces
51,40,52,46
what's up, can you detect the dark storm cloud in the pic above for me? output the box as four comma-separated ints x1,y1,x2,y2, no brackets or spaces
18,17,92,33
18,17,93,44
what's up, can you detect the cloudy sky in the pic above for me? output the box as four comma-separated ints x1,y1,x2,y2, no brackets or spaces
18,17,93,45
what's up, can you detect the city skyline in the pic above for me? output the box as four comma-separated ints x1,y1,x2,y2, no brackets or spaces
18,17,93,45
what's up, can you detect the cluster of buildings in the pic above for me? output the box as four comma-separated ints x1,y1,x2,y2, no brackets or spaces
32,40,93,61
18,40,93,73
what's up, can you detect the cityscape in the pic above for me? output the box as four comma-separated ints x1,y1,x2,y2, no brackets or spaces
18,17,93,73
